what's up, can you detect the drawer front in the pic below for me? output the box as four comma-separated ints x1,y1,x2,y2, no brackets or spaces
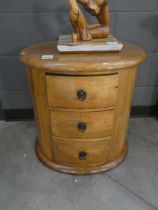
46,74,118,109
53,137,110,166
51,110,114,138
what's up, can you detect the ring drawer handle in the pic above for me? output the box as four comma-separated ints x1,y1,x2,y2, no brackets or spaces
77,89,87,101
79,151,87,160
77,122,87,132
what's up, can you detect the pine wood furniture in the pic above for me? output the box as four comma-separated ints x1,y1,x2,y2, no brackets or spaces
20,42,146,174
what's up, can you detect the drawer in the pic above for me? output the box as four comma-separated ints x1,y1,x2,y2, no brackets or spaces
53,137,110,166
51,110,114,138
46,74,118,109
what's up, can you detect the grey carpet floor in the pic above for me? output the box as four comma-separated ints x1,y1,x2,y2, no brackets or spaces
0,118,158,210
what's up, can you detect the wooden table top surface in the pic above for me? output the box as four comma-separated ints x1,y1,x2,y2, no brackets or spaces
20,41,147,74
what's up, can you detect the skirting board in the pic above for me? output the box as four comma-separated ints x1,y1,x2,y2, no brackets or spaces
0,106,157,121
3,109,34,121
0,102,4,120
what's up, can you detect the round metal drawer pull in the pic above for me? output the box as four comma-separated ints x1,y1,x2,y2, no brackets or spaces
77,89,87,101
79,151,87,160
77,122,87,132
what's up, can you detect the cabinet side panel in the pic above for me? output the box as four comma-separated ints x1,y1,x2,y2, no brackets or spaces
111,67,137,160
27,68,53,160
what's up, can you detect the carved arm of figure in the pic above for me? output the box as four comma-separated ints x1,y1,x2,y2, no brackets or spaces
69,0,110,41
69,0,92,41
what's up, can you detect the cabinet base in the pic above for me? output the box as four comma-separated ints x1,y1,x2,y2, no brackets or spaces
35,141,128,175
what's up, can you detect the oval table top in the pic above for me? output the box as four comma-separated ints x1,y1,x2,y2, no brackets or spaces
20,41,147,75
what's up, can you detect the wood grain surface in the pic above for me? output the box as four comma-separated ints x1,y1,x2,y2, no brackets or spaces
53,137,110,166
50,109,114,138
20,42,147,74
46,74,118,109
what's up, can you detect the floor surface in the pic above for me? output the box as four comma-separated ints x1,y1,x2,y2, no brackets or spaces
0,118,158,210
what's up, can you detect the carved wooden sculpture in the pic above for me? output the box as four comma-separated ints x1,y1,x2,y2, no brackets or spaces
69,0,110,41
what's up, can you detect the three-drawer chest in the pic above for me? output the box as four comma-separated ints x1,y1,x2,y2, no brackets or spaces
20,42,146,174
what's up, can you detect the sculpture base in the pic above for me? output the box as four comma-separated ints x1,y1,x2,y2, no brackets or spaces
57,35,123,53
35,140,128,175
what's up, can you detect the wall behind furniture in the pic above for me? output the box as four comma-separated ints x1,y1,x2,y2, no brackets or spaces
0,0,158,118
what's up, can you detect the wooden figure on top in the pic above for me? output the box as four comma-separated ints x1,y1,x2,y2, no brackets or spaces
69,0,110,42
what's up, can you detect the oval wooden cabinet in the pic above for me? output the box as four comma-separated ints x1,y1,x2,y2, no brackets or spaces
20,42,146,175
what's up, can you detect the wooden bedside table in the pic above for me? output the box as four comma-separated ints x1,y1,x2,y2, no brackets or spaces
20,42,146,174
